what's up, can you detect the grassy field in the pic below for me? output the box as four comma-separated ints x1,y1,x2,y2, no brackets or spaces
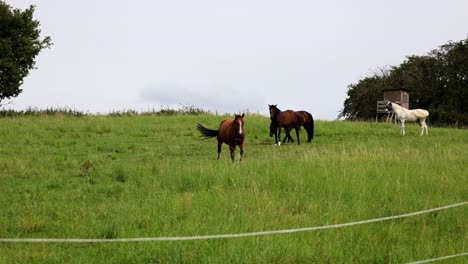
0,114,466,263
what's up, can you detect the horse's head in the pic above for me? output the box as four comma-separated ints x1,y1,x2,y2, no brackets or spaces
268,104,278,120
386,101,393,112
234,114,245,135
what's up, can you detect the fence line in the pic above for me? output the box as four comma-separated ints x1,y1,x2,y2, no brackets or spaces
406,252,468,264
0,201,466,244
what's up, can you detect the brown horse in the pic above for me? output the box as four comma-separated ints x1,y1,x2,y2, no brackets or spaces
268,105,314,145
269,104,300,145
197,114,245,161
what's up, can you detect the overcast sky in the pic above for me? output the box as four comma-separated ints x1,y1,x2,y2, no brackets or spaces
6,0,468,119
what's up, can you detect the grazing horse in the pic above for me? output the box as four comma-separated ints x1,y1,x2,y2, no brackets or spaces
268,105,315,145
269,112,315,143
197,114,245,161
386,101,429,136
269,104,300,145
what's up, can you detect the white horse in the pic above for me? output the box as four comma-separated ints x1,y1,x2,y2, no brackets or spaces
386,101,429,136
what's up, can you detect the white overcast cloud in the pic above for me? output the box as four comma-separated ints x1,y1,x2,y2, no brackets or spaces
6,0,468,119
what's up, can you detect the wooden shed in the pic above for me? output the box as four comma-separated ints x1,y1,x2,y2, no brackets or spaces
383,88,409,109
376,88,410,122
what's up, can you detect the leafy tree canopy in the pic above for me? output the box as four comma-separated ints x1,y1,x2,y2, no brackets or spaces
0,1,52,105
339,37,468,126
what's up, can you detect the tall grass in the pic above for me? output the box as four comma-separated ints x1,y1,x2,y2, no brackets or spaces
0,114,466,263
0,107,86,117
0,105,211,118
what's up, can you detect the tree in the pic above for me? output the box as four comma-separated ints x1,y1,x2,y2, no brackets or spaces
429,39,468,125
0,1,51,105
385,55,439,110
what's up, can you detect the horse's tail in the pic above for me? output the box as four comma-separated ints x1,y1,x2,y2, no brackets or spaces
197,123,218,138
308,113,314,142
300,111,314,142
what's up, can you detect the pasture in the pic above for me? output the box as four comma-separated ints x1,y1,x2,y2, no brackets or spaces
0,114,466,263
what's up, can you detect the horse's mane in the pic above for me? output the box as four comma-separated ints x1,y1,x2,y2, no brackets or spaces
391,102,405,110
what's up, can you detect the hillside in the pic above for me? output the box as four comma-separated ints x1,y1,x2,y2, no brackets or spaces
0,114,466,263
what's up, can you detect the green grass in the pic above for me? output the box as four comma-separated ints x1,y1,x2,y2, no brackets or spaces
0,114,467,263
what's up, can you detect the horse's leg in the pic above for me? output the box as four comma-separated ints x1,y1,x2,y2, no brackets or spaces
282,128,289,144
239,142,244,161
273,127,278,145
295,127,300,145
400,120,405,135
286,132,293,142
277,127,282,146
288,128,294,142
229,145,236,161
217,141,222,159
419,120,424,136
283,127,295,144
286,127,294,142
283,127,293,143
421,119,428,136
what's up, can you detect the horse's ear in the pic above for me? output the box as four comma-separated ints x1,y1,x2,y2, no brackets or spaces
241,113,244,118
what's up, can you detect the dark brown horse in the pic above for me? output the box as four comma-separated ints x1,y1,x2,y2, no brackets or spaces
268,104,314,145
197,114,245,161
269,104,300,145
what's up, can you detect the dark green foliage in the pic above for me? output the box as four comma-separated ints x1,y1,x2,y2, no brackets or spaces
0,1,52,104
339,37,468,126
